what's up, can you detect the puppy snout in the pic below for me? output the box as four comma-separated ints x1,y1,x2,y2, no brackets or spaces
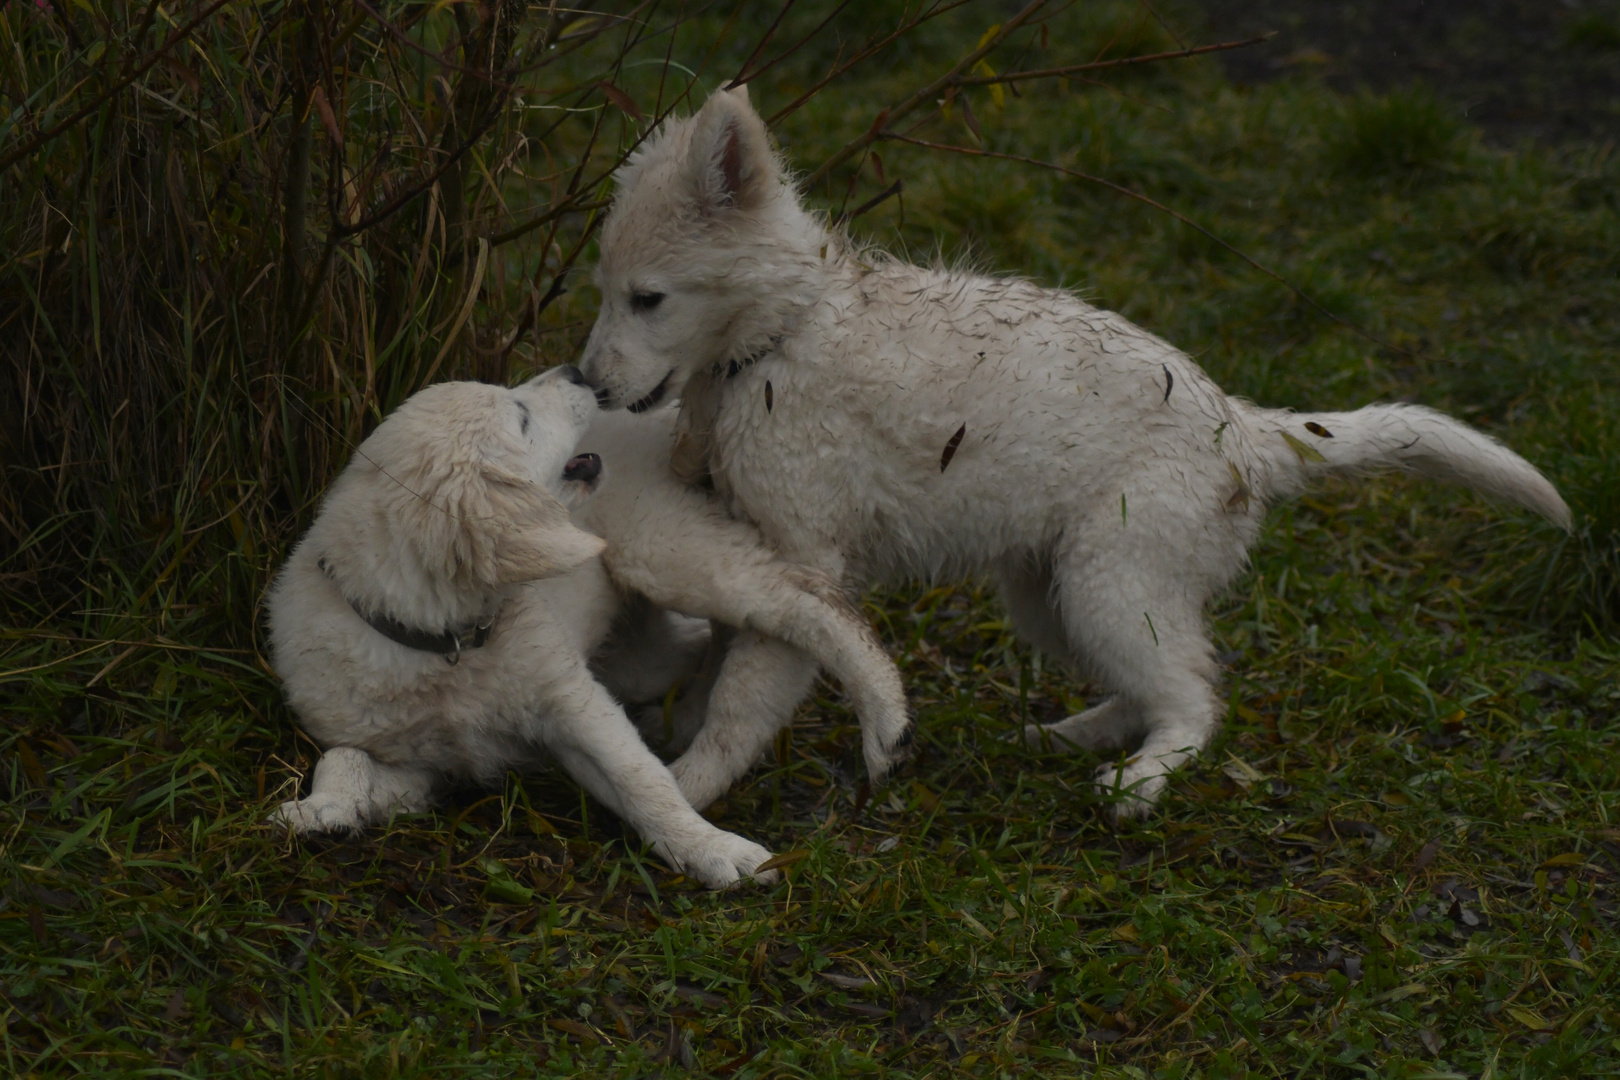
563,453,602,484
556,365,588,386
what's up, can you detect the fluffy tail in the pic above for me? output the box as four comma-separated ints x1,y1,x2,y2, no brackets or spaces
1244,402,1571,529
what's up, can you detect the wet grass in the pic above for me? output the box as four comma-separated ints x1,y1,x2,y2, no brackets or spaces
3,2,1618,1077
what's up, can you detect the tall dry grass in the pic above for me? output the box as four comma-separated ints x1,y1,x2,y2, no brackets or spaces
0,0,981,645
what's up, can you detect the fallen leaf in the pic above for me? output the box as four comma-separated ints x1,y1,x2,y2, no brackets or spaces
818,971,874,991
1304,420,1334,438
1540,851,1588,868
1222,754,1265,789
547,1017,601,1044
596,81,643,120
940,423,966,472
1410,838,1441,873
911,780,942,813
1505,1005,1552,1031
754,849,810,874
1419,1027,1443,1055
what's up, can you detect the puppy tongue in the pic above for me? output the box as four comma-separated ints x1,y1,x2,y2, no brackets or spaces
563,453,602,483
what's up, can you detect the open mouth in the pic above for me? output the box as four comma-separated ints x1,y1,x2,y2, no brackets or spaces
562,453,602,485
625,370,672,414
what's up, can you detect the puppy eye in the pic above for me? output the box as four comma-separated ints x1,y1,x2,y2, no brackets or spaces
629,290,664,314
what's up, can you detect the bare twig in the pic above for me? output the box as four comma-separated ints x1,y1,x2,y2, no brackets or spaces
952,33,1276,88
800,0,1051,190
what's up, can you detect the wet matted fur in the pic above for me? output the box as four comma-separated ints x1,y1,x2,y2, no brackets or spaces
579,87,1570,819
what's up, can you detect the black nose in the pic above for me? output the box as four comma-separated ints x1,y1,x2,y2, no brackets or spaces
556,365,588,386
563,453,602,484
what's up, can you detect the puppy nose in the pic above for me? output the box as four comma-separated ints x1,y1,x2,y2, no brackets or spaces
563,453,602,484
556,365,588,386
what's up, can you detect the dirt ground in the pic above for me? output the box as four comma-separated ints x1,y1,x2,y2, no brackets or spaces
1189,0,1620,146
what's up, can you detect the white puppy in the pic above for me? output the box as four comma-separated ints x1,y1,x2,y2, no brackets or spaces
579,87,1572,819
265,366,910,886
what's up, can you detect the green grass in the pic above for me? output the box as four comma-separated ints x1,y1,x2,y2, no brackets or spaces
3,2,1619,1077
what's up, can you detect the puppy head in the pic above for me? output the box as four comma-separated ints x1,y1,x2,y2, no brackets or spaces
580,86,823,411
322,369,607,611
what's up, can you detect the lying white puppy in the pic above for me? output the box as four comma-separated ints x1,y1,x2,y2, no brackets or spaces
265,366,910,887
579,86,1571,819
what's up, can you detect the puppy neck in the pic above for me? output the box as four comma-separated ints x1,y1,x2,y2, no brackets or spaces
313,542,506,642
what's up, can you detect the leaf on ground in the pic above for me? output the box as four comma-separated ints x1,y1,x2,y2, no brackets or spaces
1222,754,1265,788
755,849,810,874
547,1017,601,1043
1506,1005,1553,1031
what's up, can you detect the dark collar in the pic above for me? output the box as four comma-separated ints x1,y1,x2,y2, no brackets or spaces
320,556,497,665
716,336,783,380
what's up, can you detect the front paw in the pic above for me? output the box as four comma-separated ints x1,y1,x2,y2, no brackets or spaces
269,795,365,835
675,832,778,889
1093,759,1167,823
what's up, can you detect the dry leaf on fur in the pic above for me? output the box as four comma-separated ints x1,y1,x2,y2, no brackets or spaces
940,423,966,472
1281,430,1328,463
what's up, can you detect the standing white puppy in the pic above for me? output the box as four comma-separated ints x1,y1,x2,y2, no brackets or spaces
579,87,1571,819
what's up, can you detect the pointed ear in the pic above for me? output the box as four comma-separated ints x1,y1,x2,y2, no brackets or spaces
686,86,776,214
480,469,607,584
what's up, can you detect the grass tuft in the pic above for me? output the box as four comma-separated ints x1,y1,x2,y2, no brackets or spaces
1325,86,1465,180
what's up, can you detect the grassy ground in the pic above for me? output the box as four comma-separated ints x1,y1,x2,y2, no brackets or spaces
3,3,1619,1077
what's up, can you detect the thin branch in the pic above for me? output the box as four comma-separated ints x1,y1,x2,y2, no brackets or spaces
0,0,232,175
836,177,902,224
882,134,1421,360
799,0,1050,190
952,33,1276,87
766,0,976,127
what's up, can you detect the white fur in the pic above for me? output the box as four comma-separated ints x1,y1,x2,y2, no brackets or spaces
265,369,907,885
579,87,1572,820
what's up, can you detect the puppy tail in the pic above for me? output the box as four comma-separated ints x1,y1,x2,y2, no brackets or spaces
1245,402,1571,530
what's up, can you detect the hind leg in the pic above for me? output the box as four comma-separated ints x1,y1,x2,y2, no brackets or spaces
1050,546,1220,821
271,746,436,834
995,554,1146,754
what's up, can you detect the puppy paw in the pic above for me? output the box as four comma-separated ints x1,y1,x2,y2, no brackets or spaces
269,795,365,835
1093,759,1167,824
676,833,779,889
863,717,916,786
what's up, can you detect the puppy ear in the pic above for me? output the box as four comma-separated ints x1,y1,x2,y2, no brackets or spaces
480,468,607,584
687,86,775,214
